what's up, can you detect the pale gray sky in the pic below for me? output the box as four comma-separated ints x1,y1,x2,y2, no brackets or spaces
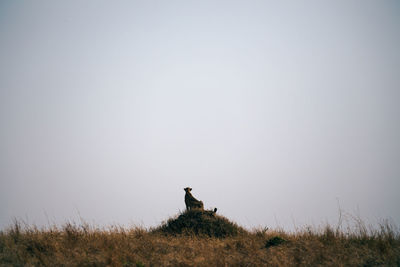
1,0,399,230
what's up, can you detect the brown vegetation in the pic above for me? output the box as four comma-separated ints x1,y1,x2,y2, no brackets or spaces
1,212,399,266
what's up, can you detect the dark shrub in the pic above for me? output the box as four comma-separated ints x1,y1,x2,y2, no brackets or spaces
153,210,247,238
265,236,287,248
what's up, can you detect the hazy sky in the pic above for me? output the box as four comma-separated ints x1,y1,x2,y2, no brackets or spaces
1,1,399,230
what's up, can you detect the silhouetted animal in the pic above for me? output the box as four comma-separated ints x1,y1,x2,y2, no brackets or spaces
184,187,204,210
204,208,218,216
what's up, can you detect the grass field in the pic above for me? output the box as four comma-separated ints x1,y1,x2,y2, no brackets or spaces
1,210,399,266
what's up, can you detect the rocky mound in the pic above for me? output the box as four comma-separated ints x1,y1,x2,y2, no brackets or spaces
153,209,247,238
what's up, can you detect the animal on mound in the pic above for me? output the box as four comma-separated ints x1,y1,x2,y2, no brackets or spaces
184,187,217,214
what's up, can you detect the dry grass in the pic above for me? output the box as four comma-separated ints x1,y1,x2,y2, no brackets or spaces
1,214,399,266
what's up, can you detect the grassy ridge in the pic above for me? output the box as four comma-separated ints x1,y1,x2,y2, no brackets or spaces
1,213,399,266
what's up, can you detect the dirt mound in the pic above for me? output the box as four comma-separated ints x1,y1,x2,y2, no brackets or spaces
153,209,247,238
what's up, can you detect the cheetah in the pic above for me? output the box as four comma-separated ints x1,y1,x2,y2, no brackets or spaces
184,187,204,211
